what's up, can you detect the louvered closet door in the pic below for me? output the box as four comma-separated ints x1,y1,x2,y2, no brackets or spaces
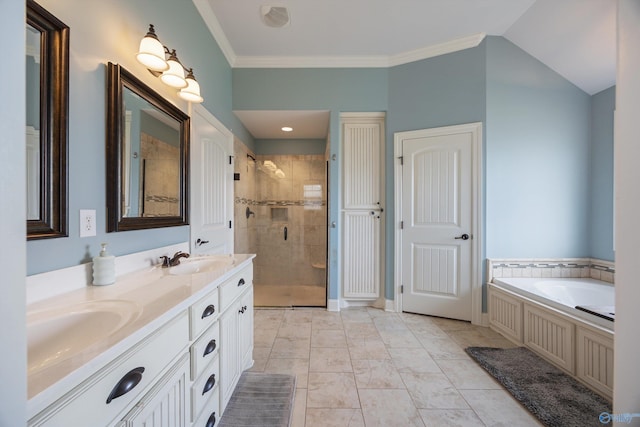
341,114,385,301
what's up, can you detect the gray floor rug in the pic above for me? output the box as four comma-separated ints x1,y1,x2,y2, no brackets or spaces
219,372,296,427
466,346,612,427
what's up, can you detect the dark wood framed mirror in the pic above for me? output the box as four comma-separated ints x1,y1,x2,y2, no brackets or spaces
106,62,190,232
26,0,69,240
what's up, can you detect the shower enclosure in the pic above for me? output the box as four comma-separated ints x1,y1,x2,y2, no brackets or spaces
251,154,327,307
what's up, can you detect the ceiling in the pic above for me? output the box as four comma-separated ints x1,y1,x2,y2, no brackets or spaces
194,0,616,139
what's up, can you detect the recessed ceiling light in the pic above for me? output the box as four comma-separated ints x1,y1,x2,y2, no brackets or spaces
281,126,293,132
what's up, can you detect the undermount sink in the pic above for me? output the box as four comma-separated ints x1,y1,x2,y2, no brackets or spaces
168,256,235,276
27,300,141,375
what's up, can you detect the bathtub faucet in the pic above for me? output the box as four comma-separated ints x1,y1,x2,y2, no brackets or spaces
160,251,190,267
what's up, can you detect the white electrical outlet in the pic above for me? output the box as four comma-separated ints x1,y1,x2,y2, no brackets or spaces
80,209,97,237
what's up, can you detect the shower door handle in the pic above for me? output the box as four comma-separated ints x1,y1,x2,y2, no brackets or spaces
284,226,288,241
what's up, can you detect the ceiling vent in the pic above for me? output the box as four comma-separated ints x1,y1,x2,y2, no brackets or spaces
260,5,290,28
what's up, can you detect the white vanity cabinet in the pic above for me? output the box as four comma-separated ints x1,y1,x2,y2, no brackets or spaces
219,267,254,413
28,256,254,427
29,313,190,427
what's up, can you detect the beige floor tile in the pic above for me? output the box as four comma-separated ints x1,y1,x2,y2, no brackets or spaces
358,389,426,427
312,313,344,330
417,336,470,360
436,359,501,390
460,389,542,426
307,372,360,409
278,323,312,339
340,309,373,324
249,308,548,427
311,329,348,348
283,309,315,324
352,359,405,389
378,328,423,348
348,339,390,360
344,323,381,340
270,337,311,358
401,372,470,409
388,348,442,374
291,388,307,427
253,328,278,347
373,316,408,331
305,408,365,427
419,409,486,427
309,347,353,372
264,358,310,388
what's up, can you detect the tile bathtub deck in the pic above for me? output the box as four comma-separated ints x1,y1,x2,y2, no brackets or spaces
251,308,543,427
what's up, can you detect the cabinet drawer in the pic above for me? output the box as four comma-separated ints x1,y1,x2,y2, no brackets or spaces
29,312,189,427
190,322,220,381
190,288,220,340
192,387,219,427
219,265,252,308
191,355,220,421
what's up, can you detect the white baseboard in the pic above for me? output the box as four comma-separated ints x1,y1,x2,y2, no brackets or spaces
385,299,396,312
327,299,340,312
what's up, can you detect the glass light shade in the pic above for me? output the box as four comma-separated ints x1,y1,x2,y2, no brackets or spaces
160,54,187,88
179,73,203,103
136,35,168,71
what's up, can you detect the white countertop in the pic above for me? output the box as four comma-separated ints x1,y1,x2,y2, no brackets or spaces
27,253,255,417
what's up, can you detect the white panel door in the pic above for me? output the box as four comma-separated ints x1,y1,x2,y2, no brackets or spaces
190,105,234,255
401,128,474,320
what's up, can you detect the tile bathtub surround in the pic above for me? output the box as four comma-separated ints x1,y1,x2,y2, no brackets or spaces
486,258,615,284
252,308,543,427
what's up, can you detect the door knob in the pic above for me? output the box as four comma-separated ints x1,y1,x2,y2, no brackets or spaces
455,234,470,240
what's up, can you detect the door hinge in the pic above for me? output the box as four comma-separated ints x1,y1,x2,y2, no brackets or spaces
400,221,404,229
229,155,234,165
229,220,232,229
400,285,404,294
399,156,404,165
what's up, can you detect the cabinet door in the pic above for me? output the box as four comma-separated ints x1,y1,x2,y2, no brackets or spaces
119,355,190,427
219,303,240,412
238,288,254,371
342,211,380,299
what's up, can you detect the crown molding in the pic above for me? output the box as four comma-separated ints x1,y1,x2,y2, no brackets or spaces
193,0,486,69
192,0,237,67
388,33,486,67
231,33,486,69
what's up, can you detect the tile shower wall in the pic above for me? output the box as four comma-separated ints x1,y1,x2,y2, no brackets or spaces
254,154,327,288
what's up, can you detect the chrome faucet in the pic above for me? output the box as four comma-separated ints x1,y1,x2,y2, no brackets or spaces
160,251,190,267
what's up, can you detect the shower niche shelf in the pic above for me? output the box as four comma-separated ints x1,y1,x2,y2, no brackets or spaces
270,207,288,222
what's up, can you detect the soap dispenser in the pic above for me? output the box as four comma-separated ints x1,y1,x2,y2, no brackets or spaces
93,243,116,286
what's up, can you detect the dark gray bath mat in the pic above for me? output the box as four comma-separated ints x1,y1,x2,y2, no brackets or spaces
219,372,296,427
466,346,612,427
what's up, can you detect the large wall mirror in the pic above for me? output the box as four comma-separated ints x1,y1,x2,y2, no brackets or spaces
26,0,69,239
106,62,190,232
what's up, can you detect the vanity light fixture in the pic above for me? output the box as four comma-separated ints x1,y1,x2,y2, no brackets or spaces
136,24,203,103
281,126,293,132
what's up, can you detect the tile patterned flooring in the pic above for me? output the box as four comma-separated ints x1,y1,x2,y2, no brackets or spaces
251,307,543,427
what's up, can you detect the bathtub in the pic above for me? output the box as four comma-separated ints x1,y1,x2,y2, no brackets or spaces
488,277,614,399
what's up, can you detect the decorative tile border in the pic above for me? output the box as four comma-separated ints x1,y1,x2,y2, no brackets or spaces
487,258,615,284
234,197,326,207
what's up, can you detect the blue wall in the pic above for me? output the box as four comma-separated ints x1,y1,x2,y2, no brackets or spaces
485,37,592,259
590,86,616,261
233,68,389,300
27,0,252,275
388,44,487,300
